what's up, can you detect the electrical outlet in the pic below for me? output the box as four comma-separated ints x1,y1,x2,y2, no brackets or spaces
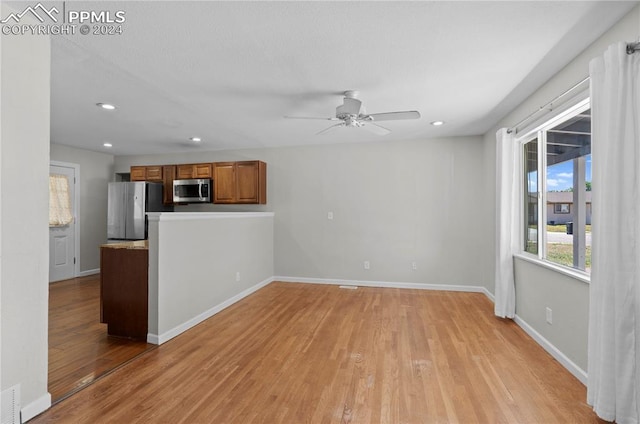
411,261,417,270
546,307,553,324
327,211,334,220
364,261,370,270
235,272,241,282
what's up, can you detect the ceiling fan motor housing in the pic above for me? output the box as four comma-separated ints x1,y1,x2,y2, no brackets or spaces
336,96,363,119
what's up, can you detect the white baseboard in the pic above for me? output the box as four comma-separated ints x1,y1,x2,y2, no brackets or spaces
147,277,274,345
274,275,492,295
77,268,99,277
481,288,495,302
21,392,51,423
513,315,587,385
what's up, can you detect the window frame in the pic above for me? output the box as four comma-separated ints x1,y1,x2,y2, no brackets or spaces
553,203,570,214
515,96,591,282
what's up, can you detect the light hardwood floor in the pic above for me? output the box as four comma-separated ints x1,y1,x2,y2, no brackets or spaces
48,275,155,403
35,282,605,423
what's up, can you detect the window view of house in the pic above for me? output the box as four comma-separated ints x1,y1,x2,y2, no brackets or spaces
553,202,571,214
524,138,539,255
522,105,591,272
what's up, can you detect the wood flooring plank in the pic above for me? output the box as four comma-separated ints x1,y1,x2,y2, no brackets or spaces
48,275,155,403
34,282,605,423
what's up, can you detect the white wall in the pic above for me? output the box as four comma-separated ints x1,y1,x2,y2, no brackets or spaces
50,144,114,273
115,136,489,288
482,5,640,376
514,258,590,370
0,3,52,418
147,213,274,343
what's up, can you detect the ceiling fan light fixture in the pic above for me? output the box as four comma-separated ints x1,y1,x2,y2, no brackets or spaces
430,120,445,126
97,103,116,110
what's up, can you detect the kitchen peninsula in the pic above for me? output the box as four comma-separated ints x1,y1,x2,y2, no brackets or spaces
99,213,274,345
146,212,274,344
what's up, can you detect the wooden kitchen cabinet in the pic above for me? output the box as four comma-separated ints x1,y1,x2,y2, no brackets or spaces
194,163,212,178
145,166,163,182
213,162,236,203
130,161,266,204
130,166,147,181
213,161,266,204
130,165,163,182
176,164,194,179
176,163,212,180
100,243,148,341
237,161,265,203
162,165,176,205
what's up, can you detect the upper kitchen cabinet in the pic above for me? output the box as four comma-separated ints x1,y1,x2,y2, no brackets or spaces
130,165,163,182
162,165,176,205
130,166,146,181
176,163,212,180
145,166,163,182
213,162,235,203
213,161,267,204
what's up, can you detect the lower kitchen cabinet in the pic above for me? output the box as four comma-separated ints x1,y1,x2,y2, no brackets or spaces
100,243,148,341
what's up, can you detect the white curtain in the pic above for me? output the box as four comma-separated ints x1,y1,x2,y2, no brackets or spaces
494,128,518,318
587,42,640,424
49,174,73,227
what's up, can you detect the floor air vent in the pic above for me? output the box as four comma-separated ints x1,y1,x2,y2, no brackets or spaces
1,384,20,424
339,285,358,290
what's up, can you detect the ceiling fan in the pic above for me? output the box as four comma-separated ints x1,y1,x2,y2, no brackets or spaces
285,90,421,136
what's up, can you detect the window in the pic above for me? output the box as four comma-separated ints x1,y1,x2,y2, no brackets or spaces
49,174,73,227
523,138,538,255
521,101,591,273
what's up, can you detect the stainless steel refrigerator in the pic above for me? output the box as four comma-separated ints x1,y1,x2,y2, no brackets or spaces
107,182,173,240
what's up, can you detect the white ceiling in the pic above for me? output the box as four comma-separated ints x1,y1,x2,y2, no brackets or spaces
49,1,637,155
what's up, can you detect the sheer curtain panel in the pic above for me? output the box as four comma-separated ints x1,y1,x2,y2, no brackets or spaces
587,41,640,424
494,128,518,319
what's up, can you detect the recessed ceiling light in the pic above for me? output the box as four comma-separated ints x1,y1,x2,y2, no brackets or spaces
97,103,116,110
430,120,445,126
190,137,202,143
103,142,112,148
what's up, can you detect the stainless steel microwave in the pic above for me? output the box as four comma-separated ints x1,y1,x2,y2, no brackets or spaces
173,179,212,203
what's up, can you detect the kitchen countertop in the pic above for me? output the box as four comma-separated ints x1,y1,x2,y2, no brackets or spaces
146,211,274,222
101,240,148,250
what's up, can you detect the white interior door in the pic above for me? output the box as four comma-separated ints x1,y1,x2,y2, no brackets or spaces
49,164,77,283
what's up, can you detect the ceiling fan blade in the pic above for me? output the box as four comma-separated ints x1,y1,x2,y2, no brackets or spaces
284,116,339,121
365,111,421,122
361,122,391,136
316,123,344,135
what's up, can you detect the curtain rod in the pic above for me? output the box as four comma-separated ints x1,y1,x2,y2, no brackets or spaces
507,77,589,134
507,41,639,134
